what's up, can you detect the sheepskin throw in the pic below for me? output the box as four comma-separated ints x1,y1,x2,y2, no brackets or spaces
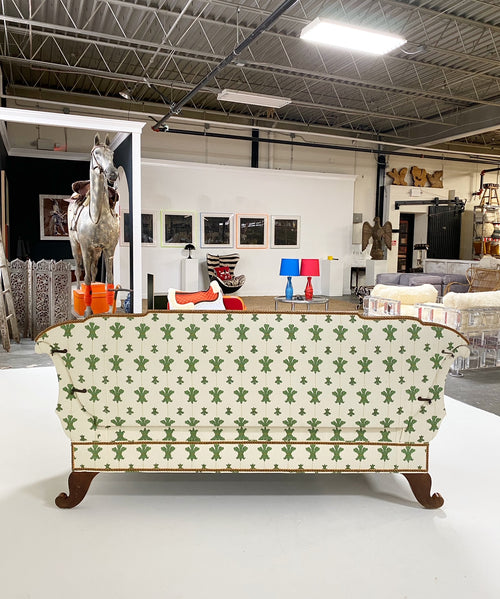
371,283,439,305
443,290,500,309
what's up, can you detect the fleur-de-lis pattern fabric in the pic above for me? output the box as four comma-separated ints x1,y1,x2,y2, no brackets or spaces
36,312,468,473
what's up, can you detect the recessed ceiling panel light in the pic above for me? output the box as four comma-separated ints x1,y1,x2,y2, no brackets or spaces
300,18,406,55
217,89,291,108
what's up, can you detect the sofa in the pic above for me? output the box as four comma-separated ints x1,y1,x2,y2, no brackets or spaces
376,272,469,295
35,310,468,509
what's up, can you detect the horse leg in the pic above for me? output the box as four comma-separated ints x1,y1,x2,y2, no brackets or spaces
103,249,115,312
81,248,96,317
69,238,83,290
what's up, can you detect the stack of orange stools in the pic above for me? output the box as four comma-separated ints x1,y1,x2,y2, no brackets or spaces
73,283,115,315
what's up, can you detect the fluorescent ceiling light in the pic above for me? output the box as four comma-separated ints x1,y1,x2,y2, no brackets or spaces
300,18,406,55
217,89,291,108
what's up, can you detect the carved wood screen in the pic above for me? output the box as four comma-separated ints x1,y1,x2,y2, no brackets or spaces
8,259,72,338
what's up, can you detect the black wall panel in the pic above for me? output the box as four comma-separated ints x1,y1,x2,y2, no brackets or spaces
7,156,88,260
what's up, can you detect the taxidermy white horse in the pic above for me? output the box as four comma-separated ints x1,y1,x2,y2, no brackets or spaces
68,134,119,315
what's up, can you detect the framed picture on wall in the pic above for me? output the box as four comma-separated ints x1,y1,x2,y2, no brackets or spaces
120,211,156,246
236,214,268,249
161,211,195,247
271,215,300,248
200,212,234,247
39,194,70,240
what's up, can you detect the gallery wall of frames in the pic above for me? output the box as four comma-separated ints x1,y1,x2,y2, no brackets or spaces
120,211,301,250
117,159,356,296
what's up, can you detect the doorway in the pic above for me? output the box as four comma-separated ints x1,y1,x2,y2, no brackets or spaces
397,213,415,272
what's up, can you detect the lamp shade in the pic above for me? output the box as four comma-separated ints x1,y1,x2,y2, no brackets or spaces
300,259,320,277
279,258,300,276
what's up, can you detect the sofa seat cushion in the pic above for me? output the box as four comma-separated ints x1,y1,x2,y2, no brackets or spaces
398,273,443,293
442,274,468,293
375,273,402,285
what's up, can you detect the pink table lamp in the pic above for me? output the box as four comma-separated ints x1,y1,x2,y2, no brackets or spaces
300,259,320,300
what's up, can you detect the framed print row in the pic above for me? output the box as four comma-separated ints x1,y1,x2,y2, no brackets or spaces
119,210,301,249
201,213,300,249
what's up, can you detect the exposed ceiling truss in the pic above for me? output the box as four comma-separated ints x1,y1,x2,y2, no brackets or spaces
0,0,499,155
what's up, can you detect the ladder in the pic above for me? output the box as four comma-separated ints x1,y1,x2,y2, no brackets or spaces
0,228,20,351
479,183,500,207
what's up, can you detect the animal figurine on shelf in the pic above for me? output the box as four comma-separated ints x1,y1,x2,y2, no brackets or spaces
411,166,427,187
386,167,408,185
67,134,119,316
427,170,443,188
362,217,393,260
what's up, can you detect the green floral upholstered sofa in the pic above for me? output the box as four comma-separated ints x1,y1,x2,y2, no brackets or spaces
35,310,469,508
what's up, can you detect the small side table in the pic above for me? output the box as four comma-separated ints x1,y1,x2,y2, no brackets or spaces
274,295,329,311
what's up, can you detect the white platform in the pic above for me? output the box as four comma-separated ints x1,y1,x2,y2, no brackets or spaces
1,366,500,599
320,259,344,296
181,258,199,291
365,259,388,285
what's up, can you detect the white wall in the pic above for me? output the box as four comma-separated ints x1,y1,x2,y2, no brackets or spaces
118,159,356,296
6,117,500,289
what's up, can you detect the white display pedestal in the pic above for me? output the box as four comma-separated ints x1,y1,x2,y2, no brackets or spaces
181,258,199,290
365,260,388,286
320,259,344,296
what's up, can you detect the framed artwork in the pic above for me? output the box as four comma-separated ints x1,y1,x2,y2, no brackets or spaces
161,211,195,247
200,212,234,247
39,194,70,240
236,214,268,249
120,211,156,246
271,215,301,248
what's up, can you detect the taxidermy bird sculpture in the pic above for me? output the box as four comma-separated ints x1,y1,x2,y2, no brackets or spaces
362,217,393,260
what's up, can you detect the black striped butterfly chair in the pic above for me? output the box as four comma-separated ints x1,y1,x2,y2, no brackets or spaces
206,253,246,294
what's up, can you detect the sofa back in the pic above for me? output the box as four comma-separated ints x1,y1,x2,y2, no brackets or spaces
36,311,467,449
376,272,469,295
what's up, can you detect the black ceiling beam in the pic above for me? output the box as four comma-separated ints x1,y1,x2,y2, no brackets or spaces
164,127,500,166
151,0,298,132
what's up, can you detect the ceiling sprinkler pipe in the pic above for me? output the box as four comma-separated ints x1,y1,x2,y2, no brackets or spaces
151,0,298,132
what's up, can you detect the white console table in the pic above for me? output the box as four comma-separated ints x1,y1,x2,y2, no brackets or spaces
424,259,478,276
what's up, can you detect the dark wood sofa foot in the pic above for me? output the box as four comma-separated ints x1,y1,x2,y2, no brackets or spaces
402,473,444,509
55,472,99,508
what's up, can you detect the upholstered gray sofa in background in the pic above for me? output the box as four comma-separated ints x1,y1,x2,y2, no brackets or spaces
376,272,468,295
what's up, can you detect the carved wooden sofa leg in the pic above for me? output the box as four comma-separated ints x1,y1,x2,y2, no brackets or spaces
402,473,444,509
55,472,99,508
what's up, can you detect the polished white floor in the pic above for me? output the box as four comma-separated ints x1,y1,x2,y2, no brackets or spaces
1,366,499,599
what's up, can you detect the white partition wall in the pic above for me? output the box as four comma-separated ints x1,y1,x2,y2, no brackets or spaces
120,160,356,297
0,107,146,313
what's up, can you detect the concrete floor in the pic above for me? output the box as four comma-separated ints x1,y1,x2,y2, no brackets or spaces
1,336,499,417
445,368,500,416
2,366,500,599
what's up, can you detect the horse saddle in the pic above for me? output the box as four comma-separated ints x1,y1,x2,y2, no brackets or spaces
66,180,119,208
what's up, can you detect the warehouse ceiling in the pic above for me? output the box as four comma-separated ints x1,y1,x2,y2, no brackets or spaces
0,0,500,157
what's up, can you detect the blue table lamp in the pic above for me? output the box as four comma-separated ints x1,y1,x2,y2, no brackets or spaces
279,258,300,300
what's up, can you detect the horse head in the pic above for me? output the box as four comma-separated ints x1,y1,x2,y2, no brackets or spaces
92,133,119,183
